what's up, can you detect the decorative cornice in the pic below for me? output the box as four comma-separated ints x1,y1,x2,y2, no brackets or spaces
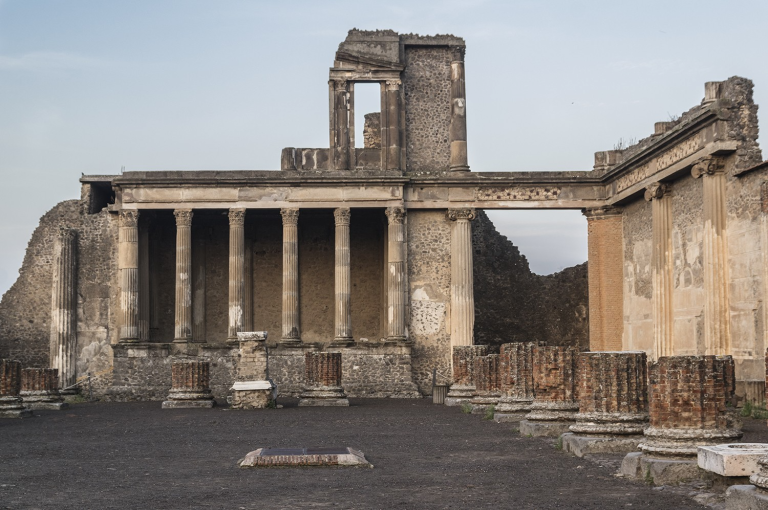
582,206,623,219
446,208,476,221
644,182,671,202
691,156,726,179
385,207,406,224
119,210,140,228
281,208,300,226
334,207,351,226
228,208,246,226
174,209,193,227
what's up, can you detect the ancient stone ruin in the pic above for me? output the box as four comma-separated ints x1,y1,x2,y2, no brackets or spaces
0,29,765,417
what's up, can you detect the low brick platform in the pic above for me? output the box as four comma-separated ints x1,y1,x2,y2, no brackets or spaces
239,447,371,468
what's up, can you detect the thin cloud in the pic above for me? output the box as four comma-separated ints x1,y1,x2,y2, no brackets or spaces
0,51,111,72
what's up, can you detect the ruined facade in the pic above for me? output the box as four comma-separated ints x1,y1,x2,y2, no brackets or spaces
0,29,766,402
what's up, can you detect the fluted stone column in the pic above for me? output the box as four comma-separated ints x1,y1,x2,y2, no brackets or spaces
692,157,731,355
281,208,300,343
118,210,140,343
333,208,353,346
50,228,77,389
645,183,673,359
583,207,624,351
449,46,469,172
173,210,193,342
447,209,475,349
385,207,407,342
0,360,31,418
228,209,246,342
495,342,535,422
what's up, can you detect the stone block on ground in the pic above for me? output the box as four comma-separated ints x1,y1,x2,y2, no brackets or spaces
231,381,276,409
725,485,768,510
698,444,768,477
519,419,572,438
561,432,643,458
620,452,704,485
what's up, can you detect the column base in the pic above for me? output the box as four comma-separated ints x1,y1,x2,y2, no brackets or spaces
561,432,644,457
162,399,216,409
26,402,69,411
384,336,406,344
620,452,704,485
449,165,470,172
280,338,302,346
330,337,355,348
519,419,574,437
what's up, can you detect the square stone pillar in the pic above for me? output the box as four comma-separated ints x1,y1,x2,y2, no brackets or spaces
173,210,193,343
118,210,140,343
0,359,32,418
645,183,674,359
583,207,624,351
230,331,275,409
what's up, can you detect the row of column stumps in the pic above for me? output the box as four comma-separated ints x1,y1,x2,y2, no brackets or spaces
0,361,74,416
119,206,415,346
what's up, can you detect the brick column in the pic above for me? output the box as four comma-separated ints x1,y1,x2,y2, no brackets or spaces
20,368,66,410
299,352,348,407
571,351,648,436
173,209,193,342
521,346,579,436
692,157,731,355
281,208,301,344
449,45,469,172
470,354,502,411
640,355,742,457
162,360,214,409
118,210,140,343
0,360,31,418
495,342,535,421
385,207,407,342
445,345,488,406
645,183,674,359
333,208,353,346
447,209,475,349
50,228,77,389
228,209,246,342
583,207,624,351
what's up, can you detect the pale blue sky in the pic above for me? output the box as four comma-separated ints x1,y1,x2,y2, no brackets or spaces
1,0,766,295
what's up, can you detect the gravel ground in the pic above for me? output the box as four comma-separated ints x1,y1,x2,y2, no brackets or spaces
1,398,760,510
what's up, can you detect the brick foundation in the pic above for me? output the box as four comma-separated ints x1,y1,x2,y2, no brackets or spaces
299,352,348,407
570,351,648,436
161,360,214,409
445,345,488,406
20,368,65,409
639,355,742,457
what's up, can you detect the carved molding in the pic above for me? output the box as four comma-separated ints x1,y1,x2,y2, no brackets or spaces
334,207,351,226
280,208,300,225
119,210,140,228
385,79,401,90
582,206,623,219
174,209,194,227
475,187,560,201
644,182,671,202
450,46,466,62
385,207,406,224
228,208,246,226
446,208,476,222
691,156,726,179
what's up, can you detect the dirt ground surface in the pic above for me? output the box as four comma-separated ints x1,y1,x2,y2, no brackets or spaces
0,398,764,509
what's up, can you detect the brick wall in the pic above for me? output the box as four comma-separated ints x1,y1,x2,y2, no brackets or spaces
586,214,624,351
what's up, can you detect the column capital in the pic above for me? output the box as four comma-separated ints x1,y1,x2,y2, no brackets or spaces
450,45,466,62
228,208,246,226
174,209,194,226
582,206,622,219
644,182,671,202
691,156,726,179
446,208,476,222
280,208,300,226
334,207,351,226
385,79,401,90
385,207,406,224
58,227,78,241
331,79,348,91
119,210,140,228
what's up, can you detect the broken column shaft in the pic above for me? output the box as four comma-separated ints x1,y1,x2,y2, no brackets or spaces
0,360,32,418
21,368,67,410
299,352,348,407
445,345,488,406
521,346,579,437
470,354,501,412
495,342,535,422
162,360,214,409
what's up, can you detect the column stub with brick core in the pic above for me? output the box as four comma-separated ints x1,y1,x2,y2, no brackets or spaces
385,207,407,342
640,355,742,457
299,352,349,407
21,368,66,410
0,359,31,418
470,354,502,410
495,342,535,421
571,351,648,436
645,183,673,359
449,46,469,172
333,208,353,346
447,208,475,350
228,209,246,342
173,209,193,342
523,346,580,433
50,228,77,389
118,210,140,343
445,345,488,406
692,157,731,355
583,207,623,351
162,360,214,409
281,208,301,343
